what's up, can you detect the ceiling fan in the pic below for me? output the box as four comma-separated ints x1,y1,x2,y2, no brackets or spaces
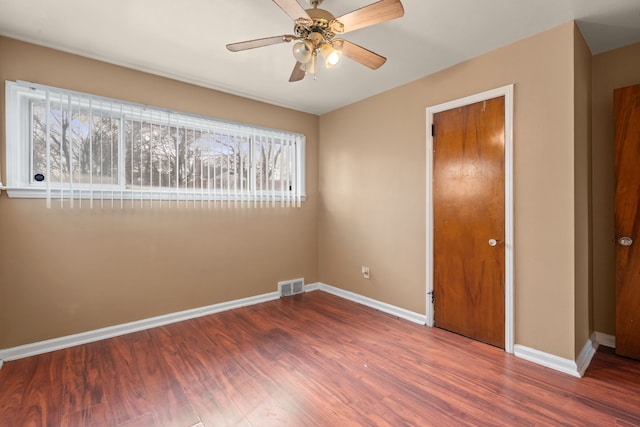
226,0,404,82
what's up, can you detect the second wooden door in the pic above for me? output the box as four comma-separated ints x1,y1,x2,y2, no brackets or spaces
614,84,640,360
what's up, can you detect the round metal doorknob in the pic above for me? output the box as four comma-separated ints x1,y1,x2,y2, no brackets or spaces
488,239,498,247
618,237,633,246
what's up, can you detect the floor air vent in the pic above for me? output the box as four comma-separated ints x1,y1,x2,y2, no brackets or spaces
278,278,305,297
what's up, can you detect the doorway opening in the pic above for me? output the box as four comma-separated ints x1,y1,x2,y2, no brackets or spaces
425,85,514,353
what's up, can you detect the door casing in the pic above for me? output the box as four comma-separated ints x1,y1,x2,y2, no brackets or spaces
425,85,514,353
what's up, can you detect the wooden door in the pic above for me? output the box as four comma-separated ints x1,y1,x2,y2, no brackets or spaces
614,84,640,360
433,96,505,348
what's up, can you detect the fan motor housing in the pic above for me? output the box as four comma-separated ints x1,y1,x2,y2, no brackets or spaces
295,9,343,42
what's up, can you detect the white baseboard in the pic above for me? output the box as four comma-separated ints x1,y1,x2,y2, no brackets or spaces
513,345,581,377
0,280,602,381
310,282,428,325
0,282,427,366
0,291,280,363
513,334,597,378
594,331,616,348
304,282,321,292
576,333,599,377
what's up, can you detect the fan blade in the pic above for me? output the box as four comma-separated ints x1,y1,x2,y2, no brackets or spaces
226,35,296,52
289,62,306,82
335,0,404,34
332,39,386,70
272,0,310,21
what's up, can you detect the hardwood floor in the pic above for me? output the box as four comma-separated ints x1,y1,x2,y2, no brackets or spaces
1,291,639,426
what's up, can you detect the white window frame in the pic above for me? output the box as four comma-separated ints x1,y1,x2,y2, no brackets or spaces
5,81,306,205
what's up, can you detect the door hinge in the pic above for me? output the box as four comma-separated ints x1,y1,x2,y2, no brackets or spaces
431,124,435,137
427,290,435,303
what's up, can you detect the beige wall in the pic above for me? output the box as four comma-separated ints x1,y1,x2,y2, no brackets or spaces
591,42,640,335
0,37,319,348
573,26,593,355
319,23,580,359
4,26,634,361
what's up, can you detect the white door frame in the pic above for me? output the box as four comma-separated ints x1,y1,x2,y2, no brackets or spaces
425,85,514,353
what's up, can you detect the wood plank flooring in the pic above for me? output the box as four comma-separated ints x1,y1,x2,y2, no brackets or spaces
1,290,639,426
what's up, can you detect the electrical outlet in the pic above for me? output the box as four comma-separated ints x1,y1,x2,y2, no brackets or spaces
362,265,370,279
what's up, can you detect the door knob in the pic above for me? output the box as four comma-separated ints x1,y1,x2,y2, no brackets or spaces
488,239,498,247
618,237,633,246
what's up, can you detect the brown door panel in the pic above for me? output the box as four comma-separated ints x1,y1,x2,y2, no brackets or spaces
614,84,640,360
433,97,505,348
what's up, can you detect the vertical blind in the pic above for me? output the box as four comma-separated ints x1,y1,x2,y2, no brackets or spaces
9,81,305,208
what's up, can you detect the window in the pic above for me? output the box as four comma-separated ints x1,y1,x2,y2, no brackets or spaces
5,81,305,208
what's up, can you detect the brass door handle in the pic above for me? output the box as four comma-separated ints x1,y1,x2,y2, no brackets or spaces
488,239,498,247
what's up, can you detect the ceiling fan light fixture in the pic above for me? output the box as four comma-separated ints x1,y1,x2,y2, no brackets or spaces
292,40,314,63
319,43,342,68
226,0,405,82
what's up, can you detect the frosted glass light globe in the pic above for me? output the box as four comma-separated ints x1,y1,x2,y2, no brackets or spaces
292,40,313,63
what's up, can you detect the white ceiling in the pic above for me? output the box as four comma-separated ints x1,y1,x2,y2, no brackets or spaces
1,0,639,115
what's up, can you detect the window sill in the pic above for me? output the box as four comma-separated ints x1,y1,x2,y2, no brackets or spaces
5,187,306,204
